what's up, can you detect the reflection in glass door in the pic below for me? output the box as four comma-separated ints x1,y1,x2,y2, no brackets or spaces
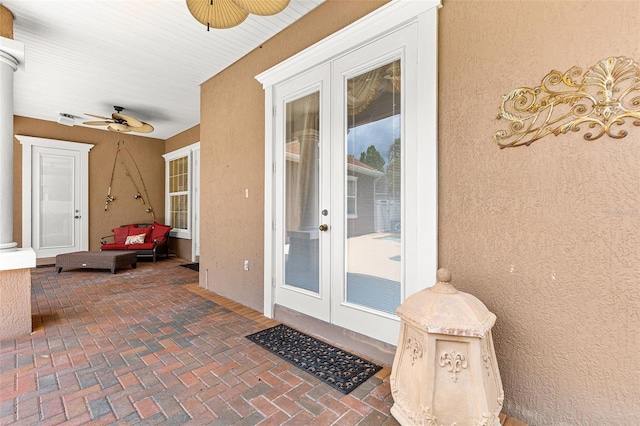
273,65,331,323
344,60,402,315
284,92,321,293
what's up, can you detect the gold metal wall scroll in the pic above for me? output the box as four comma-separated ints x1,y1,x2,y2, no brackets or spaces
494,56,640,148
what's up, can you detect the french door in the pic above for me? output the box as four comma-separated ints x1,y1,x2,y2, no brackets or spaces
273,64,332,322
262,0,438,346
271,25,418,344
330,28,417,343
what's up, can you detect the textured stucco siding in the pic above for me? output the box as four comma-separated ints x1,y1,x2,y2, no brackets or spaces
438,0,640,424
0,268,31,339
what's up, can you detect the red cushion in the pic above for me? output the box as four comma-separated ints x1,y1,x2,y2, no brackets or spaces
111,226,130,244
102,243,129,250
151,222,172,244
130,225,153,243
127,243,155,250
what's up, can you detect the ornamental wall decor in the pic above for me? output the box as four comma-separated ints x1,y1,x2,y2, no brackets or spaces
494,56,640,148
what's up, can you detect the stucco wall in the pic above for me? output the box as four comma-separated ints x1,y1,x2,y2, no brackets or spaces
0,5,13,39
198,0,387,311
438,0,639,424
13,116,165,251
165,125,199,154
0,268,31,339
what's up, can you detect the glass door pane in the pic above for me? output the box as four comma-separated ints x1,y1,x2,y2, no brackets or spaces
284,91,321,293
39,153,75,248
345,60,402,314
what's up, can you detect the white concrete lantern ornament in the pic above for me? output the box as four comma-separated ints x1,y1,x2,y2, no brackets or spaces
390,268,504,426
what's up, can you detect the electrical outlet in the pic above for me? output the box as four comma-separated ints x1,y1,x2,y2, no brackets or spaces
244,260,249,271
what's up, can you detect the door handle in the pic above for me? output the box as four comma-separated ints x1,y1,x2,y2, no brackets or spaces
74,215,81,219
319,224,328,232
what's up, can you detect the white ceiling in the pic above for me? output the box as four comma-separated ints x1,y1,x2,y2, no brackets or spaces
3,0,324,139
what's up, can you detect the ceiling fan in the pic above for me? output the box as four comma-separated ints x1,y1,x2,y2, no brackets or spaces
83,106,154,133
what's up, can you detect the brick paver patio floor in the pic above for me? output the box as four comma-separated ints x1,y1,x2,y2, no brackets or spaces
0,257,398,425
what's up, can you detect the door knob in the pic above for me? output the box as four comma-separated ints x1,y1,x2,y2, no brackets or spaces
319,224,328,232
74,215,80,219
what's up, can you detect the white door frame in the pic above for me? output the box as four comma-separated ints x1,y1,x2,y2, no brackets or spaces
191,146,200,262
257,0,439,343
17,135,93,256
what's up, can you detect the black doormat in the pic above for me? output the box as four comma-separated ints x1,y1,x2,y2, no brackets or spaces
180,263,199,272
245,324,382,394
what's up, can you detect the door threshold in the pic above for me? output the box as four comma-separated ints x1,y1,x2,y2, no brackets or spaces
274,304,397,366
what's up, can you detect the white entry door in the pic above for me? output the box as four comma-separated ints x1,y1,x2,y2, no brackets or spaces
18,136,92,258
330,29,417,344
262,1,438,346
273,64,332,323
270,25,422,345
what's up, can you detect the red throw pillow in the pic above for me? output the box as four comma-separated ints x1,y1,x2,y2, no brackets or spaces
112,226,130,244
131,225,153,243
151,222,172,244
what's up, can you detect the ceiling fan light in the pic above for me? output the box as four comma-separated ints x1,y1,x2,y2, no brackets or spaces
113,113,143,128
108,123,130,132
231,0,290,16
186,0,248,30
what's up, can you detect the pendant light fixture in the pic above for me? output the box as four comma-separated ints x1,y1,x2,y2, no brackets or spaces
186,0,291,30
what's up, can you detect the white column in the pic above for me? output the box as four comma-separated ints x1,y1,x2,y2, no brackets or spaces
0,37,24,251
0,14,34,341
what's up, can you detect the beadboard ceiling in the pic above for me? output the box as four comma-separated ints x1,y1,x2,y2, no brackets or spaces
3,0,325,139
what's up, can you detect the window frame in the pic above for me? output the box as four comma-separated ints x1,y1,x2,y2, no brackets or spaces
346,175,358,219
162,142,200,239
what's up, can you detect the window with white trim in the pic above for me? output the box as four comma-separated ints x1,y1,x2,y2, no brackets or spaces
163,143,200,239
170,156,189,230
347,176,357,218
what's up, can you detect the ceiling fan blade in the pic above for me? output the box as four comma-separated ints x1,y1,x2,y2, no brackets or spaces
187,0,248,29
83,120,113,126
130,122,154,133
108,123,131,132
112,113,143,128
232,0,290,16
84,113,111,120
83,108,153,134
